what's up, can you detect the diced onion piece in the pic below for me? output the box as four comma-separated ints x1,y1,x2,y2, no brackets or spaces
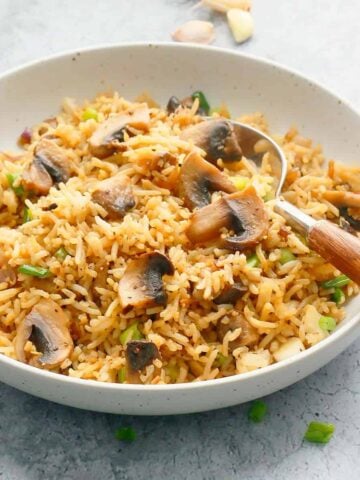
172,20,215,45
273,337,305,362
227,9,254,44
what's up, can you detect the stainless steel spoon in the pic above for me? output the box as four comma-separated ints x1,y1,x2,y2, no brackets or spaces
229,121,360,284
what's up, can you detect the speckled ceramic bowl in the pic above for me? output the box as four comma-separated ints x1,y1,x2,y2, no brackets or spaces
0,43,359,415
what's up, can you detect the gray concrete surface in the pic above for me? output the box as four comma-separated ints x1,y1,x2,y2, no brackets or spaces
0,1,360,479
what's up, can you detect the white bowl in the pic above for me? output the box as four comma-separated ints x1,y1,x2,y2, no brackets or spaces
0,43,359,415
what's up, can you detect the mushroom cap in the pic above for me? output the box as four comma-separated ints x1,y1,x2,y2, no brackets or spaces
22,138,71,194
213,282,247,305
118,252,174,310
179,151,236,209
89,104,150,158
92,174,136,219
217,316,259,350
180,119,242,164
14,299,73,366
186,186,269,249
126,340,160,371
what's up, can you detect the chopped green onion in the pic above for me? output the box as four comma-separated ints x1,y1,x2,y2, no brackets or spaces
248,400,268,423
304,421,335,444
165,363,180,382
246,253,260,268
118,367,127,383
214,352,232,368
23,207,33,223
119,322,144,346
115,426,136,442
263,191,275,202
6,173,24,197
232,176,249,191
331,287,344,305
191,91,210,115
279,248,296,265
81,107,98,122
321,274,350,289
54,247,69,262
18,264,50,278
319,316,337,332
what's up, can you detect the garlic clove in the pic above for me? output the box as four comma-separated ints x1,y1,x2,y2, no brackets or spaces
227,9,254,44
172,20,215,45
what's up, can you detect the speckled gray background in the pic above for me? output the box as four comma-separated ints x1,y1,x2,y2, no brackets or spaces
0,1,360,479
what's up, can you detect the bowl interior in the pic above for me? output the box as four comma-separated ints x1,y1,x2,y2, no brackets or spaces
0,42,359,325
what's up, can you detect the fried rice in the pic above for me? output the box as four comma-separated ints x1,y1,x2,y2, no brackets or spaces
0,91,358,384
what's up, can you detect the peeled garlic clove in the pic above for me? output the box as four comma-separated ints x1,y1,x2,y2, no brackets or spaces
199,0,252,13
172,20,215,45
227,9,254,44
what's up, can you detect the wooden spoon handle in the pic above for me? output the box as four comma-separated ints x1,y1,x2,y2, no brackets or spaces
308,220,360,284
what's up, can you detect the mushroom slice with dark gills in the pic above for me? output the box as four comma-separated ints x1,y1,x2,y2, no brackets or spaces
217,316,259,351
180,119,242,164
186,186,269,250
213,282,247,305
119,252,174,310
323,191,360,231
126,340,160,371
15,299,73,367
92,174,136,219
179,151,236,209
89,104,150,159
22,138,71,194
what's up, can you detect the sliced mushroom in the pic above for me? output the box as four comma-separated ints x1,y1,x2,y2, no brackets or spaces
118,252,174,310
323,191,360,231
186,186,269,250
15,299,73,366
217,316,259,350
179,151,236,209
92,174,136,218
0,267,17,286
180,119,242,164
213,282,247,305
89,104,150,158
323,190,360,208
126,340,159,371
22,138,71,194
166,95,207,116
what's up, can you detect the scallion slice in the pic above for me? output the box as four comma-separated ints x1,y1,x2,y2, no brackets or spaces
248,400,267,423
191,91,210,115
304,421,335,444
321,275,350,289
119,322,143,346
115,427,136,442
18,264,50,278
319,316,337,332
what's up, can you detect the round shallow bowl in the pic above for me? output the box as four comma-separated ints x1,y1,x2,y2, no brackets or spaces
0,43,359,415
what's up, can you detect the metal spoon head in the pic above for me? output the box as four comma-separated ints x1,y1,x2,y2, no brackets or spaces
225,120,287,197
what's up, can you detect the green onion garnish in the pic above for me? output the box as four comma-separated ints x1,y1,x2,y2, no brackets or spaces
319,316,337,332
115,427,136,442
321,274,350,289
248,400,268,423
246,253,260,268
279,248,296,265
331,287,344,305
6,173,24,197
232,176,249,191
81,107,98,121
263,191,275,202
119,322,144,346
18,264,50,278
23,207,33,223
304,421,335,444
215,352,231,368
54,247,69,262
118,367,127,383
191,91,210,115
165,364,180,382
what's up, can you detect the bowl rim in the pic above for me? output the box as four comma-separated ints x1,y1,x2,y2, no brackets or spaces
0,41,359,393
